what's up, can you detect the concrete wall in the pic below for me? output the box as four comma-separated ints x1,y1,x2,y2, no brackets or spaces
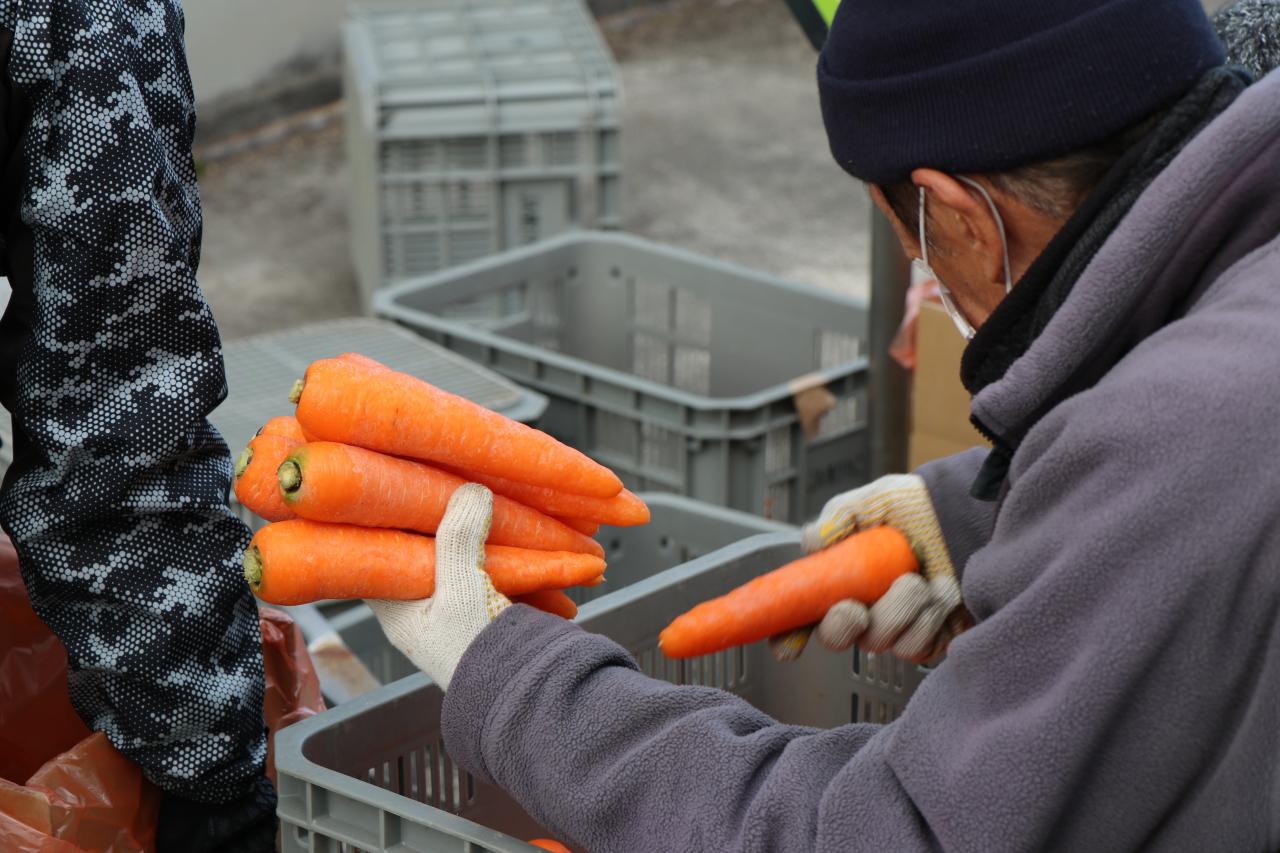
182,0,348,142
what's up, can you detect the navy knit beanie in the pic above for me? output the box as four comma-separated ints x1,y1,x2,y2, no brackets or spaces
818,0,1226,184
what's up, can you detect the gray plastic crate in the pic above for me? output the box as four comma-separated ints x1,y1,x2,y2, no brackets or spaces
375,232,871,524
345,0,623,308
276,531,934,853
320,492,795,686
211,318,548,531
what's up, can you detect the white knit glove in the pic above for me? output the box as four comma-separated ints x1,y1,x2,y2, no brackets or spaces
768,474,967,665
365,484,511,690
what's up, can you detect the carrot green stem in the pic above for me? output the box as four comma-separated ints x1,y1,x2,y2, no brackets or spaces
243,547,263,589
234,447,253,480
278,460,302,494
288,379,305,404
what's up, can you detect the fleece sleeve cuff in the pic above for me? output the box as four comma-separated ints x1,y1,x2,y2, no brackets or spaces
440,604,597,784
915,447,997,578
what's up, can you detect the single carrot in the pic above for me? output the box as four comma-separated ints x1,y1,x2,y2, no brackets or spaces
243,520,607,605
658,526,919,659
552,516,599,537
528,841,572,853
278,442,604,557
433,462,649,527
256,416,308,443
291,356,623,498
234,435,302,522
512,589,578,620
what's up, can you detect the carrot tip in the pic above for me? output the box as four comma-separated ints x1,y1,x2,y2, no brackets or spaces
288,379,305,404
234,446,253,481
243,547,263,589
278,460,302,494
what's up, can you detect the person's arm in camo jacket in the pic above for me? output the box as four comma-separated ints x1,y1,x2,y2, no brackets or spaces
0,3,275,849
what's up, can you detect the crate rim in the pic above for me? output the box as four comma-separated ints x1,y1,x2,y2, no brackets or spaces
574,529,799,623
597,492,797,529
274,674,541,853
381,306,870,416
377,230,869,314
345,0,625,115
373,232,871,412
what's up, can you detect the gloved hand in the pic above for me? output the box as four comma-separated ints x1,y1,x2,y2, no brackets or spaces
365,483,511,690
768,474,967,664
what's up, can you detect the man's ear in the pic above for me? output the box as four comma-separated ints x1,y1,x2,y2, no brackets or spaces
911,169,1006,286
868,184,921,259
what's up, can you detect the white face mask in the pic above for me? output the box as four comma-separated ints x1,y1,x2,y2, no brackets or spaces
910,175,1013,340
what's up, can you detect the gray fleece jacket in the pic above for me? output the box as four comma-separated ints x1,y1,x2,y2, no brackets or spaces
442,70,1280,853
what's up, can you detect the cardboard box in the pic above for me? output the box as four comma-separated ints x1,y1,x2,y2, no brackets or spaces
908,301,991,470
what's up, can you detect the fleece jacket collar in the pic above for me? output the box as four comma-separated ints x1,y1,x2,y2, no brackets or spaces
960,68,1248,405
967,68,1280,474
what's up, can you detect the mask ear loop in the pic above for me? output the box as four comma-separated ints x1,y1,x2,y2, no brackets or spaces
955,175,1013,294
918,185,929,269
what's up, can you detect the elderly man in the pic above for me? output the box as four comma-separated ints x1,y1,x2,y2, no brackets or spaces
368,0,1280,850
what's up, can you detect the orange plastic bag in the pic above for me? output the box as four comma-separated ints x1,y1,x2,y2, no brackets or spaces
0,732,162,853
0,534,326,852
0,534,93,785
258,607,327,791
888,275,943,371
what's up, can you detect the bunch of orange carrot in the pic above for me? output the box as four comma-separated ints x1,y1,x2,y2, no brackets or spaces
235,353,650,620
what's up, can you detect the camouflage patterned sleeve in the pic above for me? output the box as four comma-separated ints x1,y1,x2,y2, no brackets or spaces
0,0,269,803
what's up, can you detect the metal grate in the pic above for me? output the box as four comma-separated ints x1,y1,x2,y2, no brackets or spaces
532,278,564,351
595,409,638,460
628,278,713,393
640,422,681,473
672,345,710,395
815,395,864,440
850,649,915,723
631,332,669,385
817,329,861,369
764,425,792,475
635,643,747,691
764,481,791,522
545,131,578,166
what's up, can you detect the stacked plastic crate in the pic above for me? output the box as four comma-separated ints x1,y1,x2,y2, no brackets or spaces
375,232,871,524
344,0,623,310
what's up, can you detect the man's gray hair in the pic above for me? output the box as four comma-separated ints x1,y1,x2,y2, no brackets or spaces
877,114,1158,252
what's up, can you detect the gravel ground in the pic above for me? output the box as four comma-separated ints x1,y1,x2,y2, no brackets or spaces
195,0,870,341
602,0,870,298
197,121,359,340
